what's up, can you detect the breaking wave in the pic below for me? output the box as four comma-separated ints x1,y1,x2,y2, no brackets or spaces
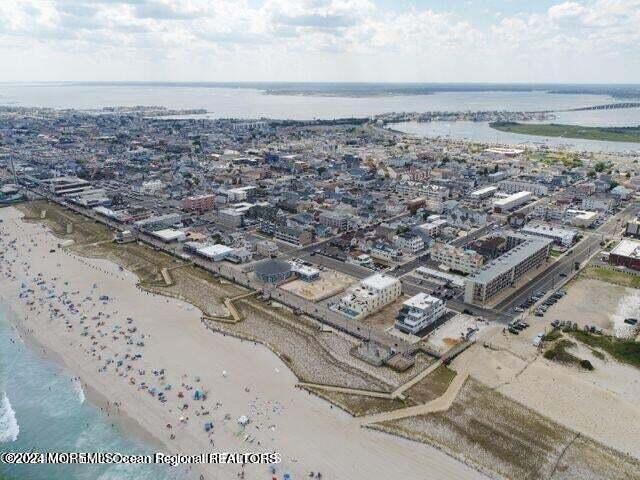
0,393,19,443
72,379,85,404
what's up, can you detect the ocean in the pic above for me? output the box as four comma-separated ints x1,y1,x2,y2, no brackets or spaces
0,306,175,480
0,82,619,119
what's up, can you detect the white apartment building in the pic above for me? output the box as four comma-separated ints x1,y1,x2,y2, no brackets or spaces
493,191,533,213
418,218,447,238
335,274,401,320
395,233,425,255
430,242,484,274
395,293,446,335
140,180,165,194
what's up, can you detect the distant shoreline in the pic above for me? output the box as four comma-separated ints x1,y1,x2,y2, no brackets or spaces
489,121,640,143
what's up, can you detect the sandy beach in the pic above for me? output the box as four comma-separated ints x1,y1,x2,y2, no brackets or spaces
0,206,484,480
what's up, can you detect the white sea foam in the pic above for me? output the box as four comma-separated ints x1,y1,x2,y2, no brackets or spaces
0,393,19,443
72,378,86,404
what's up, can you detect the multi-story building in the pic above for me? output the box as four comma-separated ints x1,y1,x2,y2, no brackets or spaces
417,219,447,238
395,233,424,255
140,179,164,194
183,194,215,212
493,191,533,213
218,208,245,227
274,224,313,246
319,211,351,231
42,176,93,196
582,196,614,212
499,180,548,196
224,186,257,202
464,235,552,305
521,224,577,248
256,240,279,257
370,242,400,262
469,186,498,200
430,242,484,274
335,274,401,320
395,293,446,334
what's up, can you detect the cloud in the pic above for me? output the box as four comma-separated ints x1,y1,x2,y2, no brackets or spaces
274,12,356,28
0,0,638,82
133,1,202,20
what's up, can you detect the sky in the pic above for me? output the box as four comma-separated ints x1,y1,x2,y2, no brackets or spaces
0,0,638,83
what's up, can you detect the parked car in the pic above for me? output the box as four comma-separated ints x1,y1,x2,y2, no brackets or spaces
533,333,544,347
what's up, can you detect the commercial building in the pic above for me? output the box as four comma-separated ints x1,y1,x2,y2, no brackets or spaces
196,244,234,262
151,228,187,243
183,194,216,212
254,259,292,283
521,224,577,248
565,209,598,227
493,191,533,213
395,293,446,335
469,186,498,200
609,239,640,271
335,274,401,320
464,235,552,305
134,213,182,232
42,176,92,196
430,242,484,274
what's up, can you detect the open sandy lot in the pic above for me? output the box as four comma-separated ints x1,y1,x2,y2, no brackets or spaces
545,277,639,333
280,269,355,302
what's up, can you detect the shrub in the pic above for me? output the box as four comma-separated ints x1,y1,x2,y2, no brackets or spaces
580,359,594,371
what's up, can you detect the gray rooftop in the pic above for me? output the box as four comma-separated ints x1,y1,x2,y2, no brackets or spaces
467,236,552,285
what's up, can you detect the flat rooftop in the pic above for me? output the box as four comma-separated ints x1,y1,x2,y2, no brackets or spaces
361,273,400,292
198,244,234,257
611,239,640,259
403,292,443,310
493,191,531,206
468,236,552,285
